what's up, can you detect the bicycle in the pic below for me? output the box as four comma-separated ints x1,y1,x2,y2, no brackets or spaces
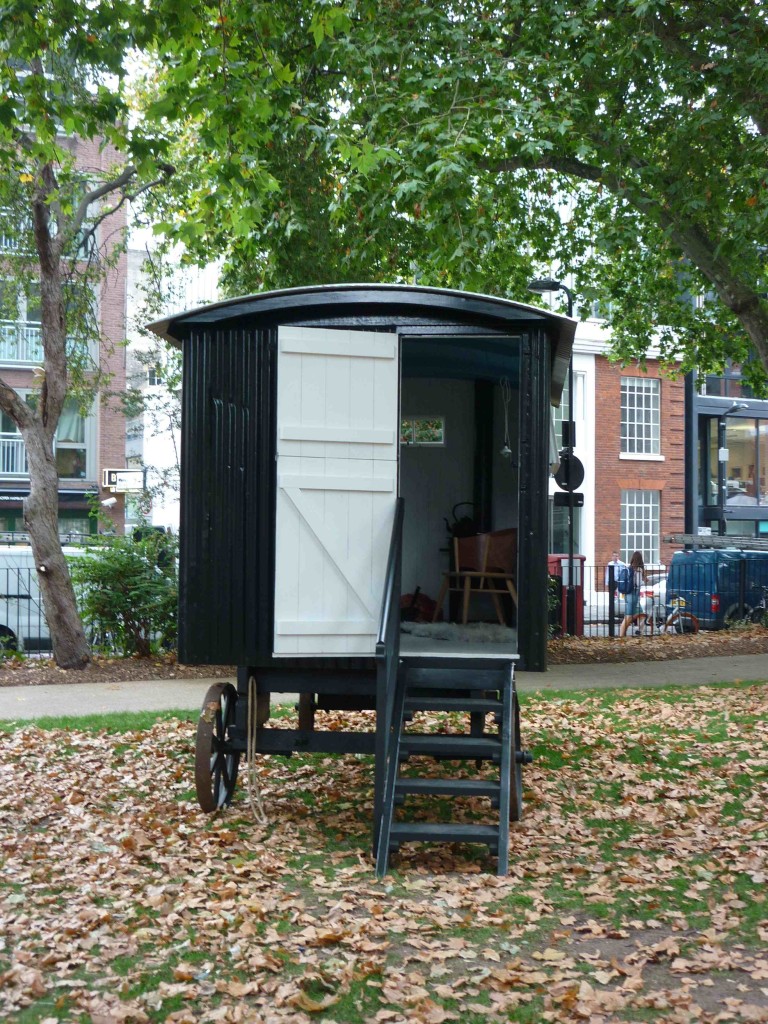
749,585,768,627
625,595,699,636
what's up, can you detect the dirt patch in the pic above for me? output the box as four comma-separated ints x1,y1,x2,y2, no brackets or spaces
548,624,768,665
0,655,236,688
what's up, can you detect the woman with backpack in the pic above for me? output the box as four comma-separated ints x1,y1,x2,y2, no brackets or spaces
618,551,646,637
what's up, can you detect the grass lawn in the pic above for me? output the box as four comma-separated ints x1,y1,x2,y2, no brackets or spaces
1,681,767,1023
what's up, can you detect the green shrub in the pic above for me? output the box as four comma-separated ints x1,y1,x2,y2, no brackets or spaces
548,573,562,638
69,532,178,657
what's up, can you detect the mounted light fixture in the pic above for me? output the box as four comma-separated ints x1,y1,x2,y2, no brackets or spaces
726,401,749,416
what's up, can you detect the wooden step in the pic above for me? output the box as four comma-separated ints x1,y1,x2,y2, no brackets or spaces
401,657,514,672
399,733,502,760
401,665,511,691
403,696,502,714
389,821,500,849
395,777,500,799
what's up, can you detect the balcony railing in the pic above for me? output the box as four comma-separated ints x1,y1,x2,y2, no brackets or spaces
0,231,21,251
0,321,43,364
0,437,28,476
0,322,95,366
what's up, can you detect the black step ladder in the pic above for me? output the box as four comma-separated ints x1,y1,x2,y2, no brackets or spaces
375,657,531,877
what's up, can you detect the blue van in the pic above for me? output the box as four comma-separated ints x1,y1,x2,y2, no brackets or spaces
665,549,768,629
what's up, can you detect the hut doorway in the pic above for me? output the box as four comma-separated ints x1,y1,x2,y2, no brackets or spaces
399,374,520,646
272,325,522,658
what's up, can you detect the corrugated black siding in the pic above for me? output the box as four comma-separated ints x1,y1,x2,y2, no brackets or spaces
179,327,274,664
517,327,552,672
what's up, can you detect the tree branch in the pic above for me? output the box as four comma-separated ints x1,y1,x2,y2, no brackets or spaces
651,10,768,136
0,377,34,428
33,163,60,272
70,165,139,237
487,149,768,370
74,164,176,254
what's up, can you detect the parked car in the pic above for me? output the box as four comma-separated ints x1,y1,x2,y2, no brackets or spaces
584,589,626,627
584,564,665,633
0,544,92,652
664,549,768,630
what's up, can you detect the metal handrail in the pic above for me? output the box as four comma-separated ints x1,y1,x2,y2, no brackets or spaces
373,497,404,857
376,497,405,651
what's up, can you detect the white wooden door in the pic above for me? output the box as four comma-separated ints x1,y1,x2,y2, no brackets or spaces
274,325,399,656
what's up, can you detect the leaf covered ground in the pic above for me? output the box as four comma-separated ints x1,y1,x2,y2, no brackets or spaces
547,625,768,665
1,683,768,1023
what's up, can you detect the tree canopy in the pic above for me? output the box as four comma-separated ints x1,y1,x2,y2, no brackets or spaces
321,0,768,388
147,1,768,389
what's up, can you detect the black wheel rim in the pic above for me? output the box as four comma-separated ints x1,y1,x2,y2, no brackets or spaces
196,683,240,812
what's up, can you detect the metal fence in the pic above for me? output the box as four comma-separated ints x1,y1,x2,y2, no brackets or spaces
0,565,50,654
552,555,768,638
0,565,122,658
5,556,768,655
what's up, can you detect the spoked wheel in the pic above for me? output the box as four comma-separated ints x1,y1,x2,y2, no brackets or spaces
724,604,754,629
622,613,650,636
195,683,241,812
0,625,18,653
666,611,699,634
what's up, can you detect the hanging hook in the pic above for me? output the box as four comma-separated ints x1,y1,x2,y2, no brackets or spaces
500,377,512,457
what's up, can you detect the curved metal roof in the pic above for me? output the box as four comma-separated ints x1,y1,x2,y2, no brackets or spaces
148,282,575,403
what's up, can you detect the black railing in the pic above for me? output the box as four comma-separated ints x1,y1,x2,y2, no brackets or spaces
568,555,768,637
373,497,405,854
0,566,48,653
0,564,121,657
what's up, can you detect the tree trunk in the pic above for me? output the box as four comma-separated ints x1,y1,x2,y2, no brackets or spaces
23,429,90,669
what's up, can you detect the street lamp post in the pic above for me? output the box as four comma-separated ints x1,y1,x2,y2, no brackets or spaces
528,277,577,634
717,401,749,536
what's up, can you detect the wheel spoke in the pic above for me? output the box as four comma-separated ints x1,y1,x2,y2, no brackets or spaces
195,683,241,813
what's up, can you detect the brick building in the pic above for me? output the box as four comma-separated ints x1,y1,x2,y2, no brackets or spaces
0,137,127,539
549,318,687,589
592,356,686,570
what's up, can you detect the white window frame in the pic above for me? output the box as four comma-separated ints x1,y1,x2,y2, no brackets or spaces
621,377,661,457
553,371,585,450
0,391,96,479
621,489,660,565
400,416,446,447
0,208,32,253
0,279,42,365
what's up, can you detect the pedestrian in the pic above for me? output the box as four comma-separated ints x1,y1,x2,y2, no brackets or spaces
618,551,646,637
605,550,627,589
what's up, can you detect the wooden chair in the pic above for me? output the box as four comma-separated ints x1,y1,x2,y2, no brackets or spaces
432,529,518,625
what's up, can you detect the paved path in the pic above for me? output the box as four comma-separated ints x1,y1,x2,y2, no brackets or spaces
516,652,768,691
0,653,765,720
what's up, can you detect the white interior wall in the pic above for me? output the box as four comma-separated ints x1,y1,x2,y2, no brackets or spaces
400,379,475,599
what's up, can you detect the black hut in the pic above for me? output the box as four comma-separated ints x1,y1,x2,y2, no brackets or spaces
150,283,573,873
